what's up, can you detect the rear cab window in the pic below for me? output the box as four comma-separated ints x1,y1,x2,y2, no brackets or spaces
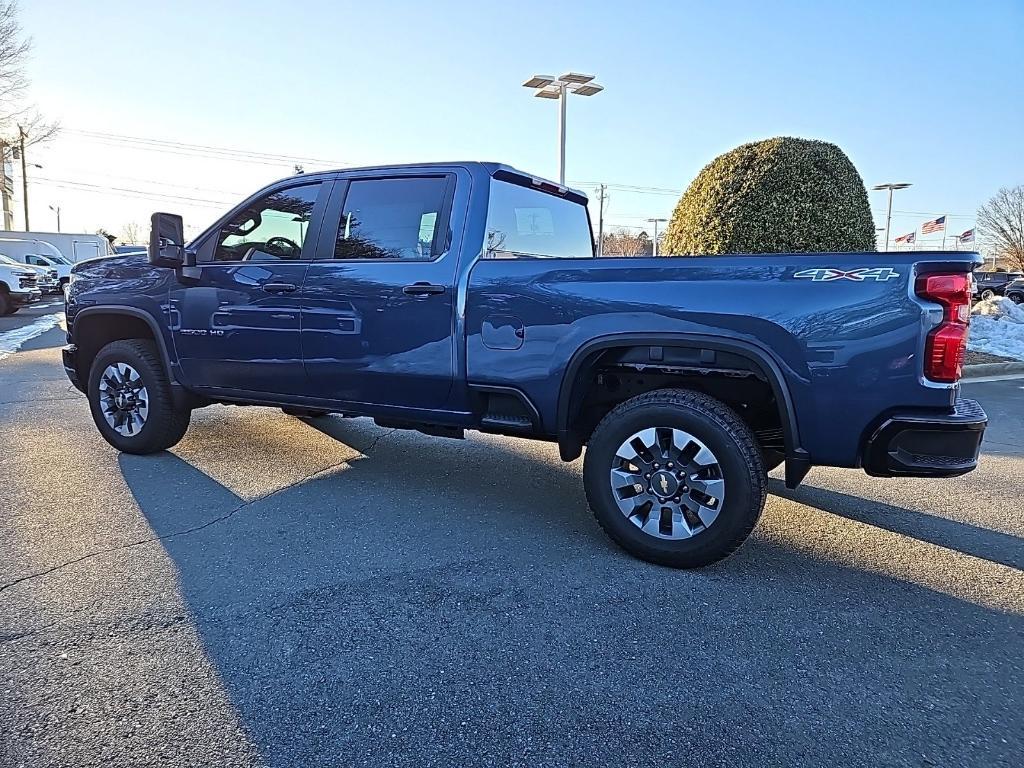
484,178,593,259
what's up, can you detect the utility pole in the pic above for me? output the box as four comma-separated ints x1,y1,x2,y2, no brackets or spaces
17,126,28,230
595,184,607,257
0,140,10,230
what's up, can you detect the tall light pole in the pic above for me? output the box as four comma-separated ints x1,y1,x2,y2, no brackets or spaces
523,73,604,184
646,218,667,256
872,182,912,252
48,204,61,232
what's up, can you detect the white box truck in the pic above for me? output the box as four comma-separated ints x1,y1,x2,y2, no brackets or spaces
1,231,114,263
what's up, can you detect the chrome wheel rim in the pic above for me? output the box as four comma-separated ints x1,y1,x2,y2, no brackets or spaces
610,427,725,540
98,363,149,437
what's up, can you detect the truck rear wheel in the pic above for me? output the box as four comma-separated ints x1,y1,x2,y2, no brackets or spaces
583,388,766,568
87,339,191,454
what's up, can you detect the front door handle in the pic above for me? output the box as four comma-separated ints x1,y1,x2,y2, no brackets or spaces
403,282,446,296
262,282,298,294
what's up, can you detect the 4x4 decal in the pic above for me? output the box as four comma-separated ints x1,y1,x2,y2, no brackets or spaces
793,267,901,282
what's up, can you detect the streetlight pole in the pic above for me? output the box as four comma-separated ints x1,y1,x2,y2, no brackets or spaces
871,182,912,252
49,204,60,232
646,218,667,257
523,73,604,185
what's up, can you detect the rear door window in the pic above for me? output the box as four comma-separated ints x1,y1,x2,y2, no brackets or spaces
330,176,451,260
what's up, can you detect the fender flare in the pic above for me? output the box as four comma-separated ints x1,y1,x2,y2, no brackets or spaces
555,332,809,485
73,305,174,368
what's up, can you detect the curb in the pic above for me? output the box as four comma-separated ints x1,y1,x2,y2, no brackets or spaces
962,361,1024,380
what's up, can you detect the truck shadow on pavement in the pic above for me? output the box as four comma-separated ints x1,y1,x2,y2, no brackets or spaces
114,414,1024,767
769,479,1024,570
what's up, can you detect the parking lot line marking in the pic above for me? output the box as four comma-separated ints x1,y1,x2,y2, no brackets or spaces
0,312,66,362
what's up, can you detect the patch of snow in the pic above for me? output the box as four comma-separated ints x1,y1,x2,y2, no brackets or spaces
0,312,65,362
968,297,1024,360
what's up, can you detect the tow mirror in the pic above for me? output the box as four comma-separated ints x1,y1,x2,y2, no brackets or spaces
149,212,187,268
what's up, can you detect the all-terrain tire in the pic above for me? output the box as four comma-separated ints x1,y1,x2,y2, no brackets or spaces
0,291,13,315
87,339,191,454
583,388,766,568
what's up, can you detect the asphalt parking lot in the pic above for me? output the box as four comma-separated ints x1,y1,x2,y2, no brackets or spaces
1,315,1022,768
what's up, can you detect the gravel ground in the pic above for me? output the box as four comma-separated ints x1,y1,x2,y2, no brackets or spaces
1,330,1022,768
966,349,1014,365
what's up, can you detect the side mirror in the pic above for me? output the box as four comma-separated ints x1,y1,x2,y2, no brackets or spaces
149,212,188,268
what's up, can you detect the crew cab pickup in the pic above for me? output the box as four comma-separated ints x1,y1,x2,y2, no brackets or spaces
62,162,987,567
0,257,42,315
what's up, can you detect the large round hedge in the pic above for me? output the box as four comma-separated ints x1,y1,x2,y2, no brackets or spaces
661,137,876,255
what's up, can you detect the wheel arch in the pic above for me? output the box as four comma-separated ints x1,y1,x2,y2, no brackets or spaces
556,333,809,486
71,306,196,402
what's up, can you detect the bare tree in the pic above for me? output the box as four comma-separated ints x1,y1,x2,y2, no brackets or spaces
121,221,144,245
0,2,56,144
601,228,651,257
977,186,1024,270
0,1,28,114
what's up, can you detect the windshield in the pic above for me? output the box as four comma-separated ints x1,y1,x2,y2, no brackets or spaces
45,252,71,264
0,254,16,265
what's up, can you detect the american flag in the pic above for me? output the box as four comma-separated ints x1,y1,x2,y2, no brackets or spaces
960,228,975,243
921,216,946,235
894,231,916,244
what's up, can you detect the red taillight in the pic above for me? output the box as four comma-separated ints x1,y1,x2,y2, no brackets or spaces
916,273,971,383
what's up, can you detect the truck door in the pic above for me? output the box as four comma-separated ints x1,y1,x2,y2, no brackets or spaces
300,172,461,409
169,181,328,394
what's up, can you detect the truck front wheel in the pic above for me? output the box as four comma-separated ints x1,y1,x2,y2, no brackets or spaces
87,339,191,454
583,388,766,568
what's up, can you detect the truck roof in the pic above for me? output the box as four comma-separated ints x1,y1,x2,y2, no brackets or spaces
281,161,588,199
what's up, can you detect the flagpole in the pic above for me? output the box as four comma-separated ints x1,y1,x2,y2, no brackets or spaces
941,215,947,250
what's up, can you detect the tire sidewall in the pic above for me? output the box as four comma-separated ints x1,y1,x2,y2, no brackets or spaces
87,343,165,452
584,400,760,566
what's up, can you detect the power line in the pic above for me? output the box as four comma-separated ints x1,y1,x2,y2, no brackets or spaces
62,128,350,168
28,177,234,208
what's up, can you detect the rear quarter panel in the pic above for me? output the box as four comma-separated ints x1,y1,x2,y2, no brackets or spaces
465,253,974,466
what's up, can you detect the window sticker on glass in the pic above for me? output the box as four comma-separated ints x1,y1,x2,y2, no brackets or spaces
514,207,554,236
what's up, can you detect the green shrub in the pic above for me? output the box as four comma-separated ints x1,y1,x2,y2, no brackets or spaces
661,137,876,255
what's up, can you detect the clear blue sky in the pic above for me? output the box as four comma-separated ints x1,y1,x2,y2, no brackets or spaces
17,0,1024,244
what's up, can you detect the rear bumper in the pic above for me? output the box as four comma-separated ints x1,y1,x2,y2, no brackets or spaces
863,398,987,478
62,344,84,392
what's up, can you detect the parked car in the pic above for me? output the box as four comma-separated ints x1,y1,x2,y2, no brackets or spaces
1004,278,1024,304
62,162,987,568
1,230,114,263
973,271,1023,299
113,245,146,255
0,253,57,295
0,238,71,293
0,256,41,315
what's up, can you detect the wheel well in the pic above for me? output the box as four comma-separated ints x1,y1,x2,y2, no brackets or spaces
559,343,791,463
73,313,158,382
0,281,9,293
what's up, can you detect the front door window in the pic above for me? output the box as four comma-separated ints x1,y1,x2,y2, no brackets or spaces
211,184,321,262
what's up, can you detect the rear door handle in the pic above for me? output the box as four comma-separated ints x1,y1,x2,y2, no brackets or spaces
262,282,298,294
403,282,446,296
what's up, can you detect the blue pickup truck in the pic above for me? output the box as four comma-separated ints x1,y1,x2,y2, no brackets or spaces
63,162,986,567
